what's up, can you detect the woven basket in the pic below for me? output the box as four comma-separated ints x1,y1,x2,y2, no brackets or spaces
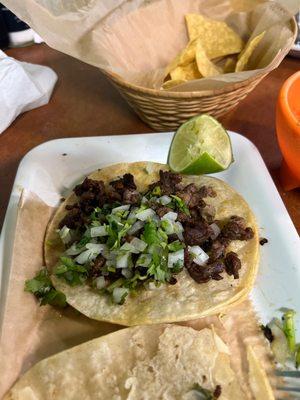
103,16,296,132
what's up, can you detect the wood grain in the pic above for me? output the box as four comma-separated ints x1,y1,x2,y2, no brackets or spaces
0,44,299,233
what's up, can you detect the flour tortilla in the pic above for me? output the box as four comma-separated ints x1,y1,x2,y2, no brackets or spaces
5,324,273,400
44,162,259,326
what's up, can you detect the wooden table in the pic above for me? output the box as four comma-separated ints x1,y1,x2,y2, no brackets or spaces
0,43,299,233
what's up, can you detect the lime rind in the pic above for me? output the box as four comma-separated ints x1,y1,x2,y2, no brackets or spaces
168,114,233,175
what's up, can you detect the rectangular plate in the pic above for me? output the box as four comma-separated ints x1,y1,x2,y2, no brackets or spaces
1,132,300,330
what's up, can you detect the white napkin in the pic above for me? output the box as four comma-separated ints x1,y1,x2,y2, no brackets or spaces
0,50,57,134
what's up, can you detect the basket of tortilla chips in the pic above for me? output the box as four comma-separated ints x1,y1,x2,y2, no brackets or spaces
3,0,297,130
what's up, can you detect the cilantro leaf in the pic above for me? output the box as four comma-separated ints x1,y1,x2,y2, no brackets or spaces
168,240,185,252
142,221,160,245
171,195,190,216
24,268,66,308
54,257,88,286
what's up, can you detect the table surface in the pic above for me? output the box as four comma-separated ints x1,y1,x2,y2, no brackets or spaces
0,43,299,233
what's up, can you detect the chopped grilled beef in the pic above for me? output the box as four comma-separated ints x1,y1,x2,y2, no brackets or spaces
110,173,139,205
213,385,222,398
59,206,85,229
158,170,182,195
155,206,173,218
201,204,216,223
110,173,136,194
259,237,268,246
198,185,217,198
123,188,140,205
184,247,192,269
208,237,230,263
222,216,254,241
89,255,106,278
176,183,208,209
168,234,179,243
224,251,241,279
168,277,177,285
187,261,224,283
73,178,107,211
183,221,213,246
177,211,190,223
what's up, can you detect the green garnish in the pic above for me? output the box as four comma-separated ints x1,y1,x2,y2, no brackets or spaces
296,345,300,369
282,309,296,353
142,221,160,245
171,195,190,216
54,257,88,286
168,240,185,252
152,186,161,196
25,268,66,307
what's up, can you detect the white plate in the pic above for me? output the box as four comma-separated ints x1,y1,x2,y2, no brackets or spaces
1,132,300,330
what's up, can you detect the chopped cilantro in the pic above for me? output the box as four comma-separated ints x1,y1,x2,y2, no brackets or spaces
168,240,185,252
152,186,161,196
142,221,160,245
171,195,190,216
54,257,88,286
24,268,66,307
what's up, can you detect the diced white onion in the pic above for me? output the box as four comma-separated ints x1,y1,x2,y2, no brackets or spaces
136,208,156,221
65,243,82,256
161,219,175,235
141,196,148,204
122,268,133,279
159,195,171,205
116,252,131,269
210,223,221,240
75,249,98,264
188,245,209,266
136,254,152,268
127,220,144,235
112,204,130,214
94,276,106,289
174,221,184,240
168,249,184,269
131,237,147,252
90,225,108,237
113,287,129,304
86,243,107,253
161,211,178,222
58,226,72,244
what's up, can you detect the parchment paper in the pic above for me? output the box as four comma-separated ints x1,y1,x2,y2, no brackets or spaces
1,0,297,91
0,190,279,399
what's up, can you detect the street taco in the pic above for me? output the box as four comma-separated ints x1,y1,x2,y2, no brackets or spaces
44,162,259,325
4,324,273,400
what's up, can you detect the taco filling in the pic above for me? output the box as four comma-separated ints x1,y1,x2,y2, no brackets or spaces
54,169,254,305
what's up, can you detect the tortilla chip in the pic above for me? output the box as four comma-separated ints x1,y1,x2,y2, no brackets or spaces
223,56,237,73
165,38,198,76
170,61,201,81
195,41,221,78
185,14,244,59
161,79,186,90
44,162,259,326
235,31,266,72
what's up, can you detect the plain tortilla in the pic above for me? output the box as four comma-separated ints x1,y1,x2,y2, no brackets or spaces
44,162,259,326
5,325,247,399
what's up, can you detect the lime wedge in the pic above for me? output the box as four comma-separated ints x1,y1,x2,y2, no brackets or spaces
168,114,233,174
